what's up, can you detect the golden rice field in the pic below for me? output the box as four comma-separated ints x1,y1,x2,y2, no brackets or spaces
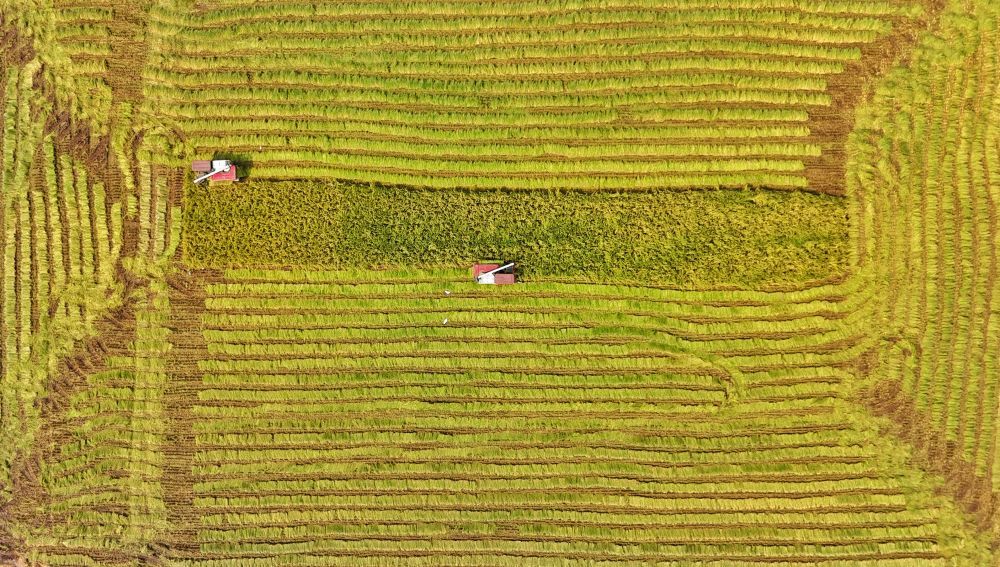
0,0,998,565
141,0,920,193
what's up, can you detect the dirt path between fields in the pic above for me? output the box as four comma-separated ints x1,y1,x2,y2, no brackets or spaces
160,269,218,560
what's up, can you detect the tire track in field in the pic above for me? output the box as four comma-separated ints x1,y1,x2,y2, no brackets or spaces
162,269,217,557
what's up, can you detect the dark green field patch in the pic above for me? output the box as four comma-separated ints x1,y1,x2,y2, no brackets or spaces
183,182,848,288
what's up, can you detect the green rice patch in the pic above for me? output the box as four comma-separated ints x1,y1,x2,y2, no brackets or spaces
184,182,847,288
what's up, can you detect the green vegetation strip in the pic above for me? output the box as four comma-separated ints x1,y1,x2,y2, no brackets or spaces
183,182,847,288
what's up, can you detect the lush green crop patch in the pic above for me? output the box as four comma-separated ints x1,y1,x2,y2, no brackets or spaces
184,182,848,287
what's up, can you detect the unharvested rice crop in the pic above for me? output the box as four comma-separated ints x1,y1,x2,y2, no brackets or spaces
183,181,849,287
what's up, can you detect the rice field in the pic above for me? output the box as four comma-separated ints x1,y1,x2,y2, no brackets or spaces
49,0,114,126
0,40,123,502
167,269,984,566
181,181,850,287
847,2,1000,532
142,0,925,193
30,281,170,564
1,0,999,565
21,267,994,565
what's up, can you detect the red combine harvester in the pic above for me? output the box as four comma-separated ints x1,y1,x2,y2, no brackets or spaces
473,262,516,285
191,160,238,184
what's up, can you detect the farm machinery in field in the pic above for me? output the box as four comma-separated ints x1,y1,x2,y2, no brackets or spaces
191,159,238,184
473,262,516,285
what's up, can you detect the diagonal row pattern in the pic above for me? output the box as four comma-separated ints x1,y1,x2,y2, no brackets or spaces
0,45,123,501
